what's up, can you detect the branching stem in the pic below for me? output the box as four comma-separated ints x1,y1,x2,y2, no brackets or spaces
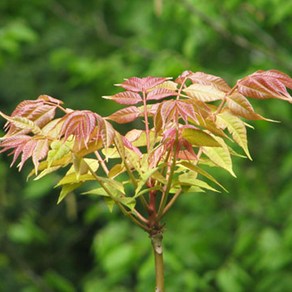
94,150,109,175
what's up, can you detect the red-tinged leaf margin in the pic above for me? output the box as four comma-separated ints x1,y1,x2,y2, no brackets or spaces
107,106,140,124
37,94,63,105
176,71,231,93
32,139,49,172
226,92,267,120
0,135,31,167
146,88,176,101
116,76,170,92
237,69,292,102
59,110,98,148
103,91,142,105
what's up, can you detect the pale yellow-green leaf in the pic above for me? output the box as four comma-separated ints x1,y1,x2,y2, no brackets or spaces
104,197,115,212
182,128,221,147
202,144,236,177
0,112,41,134
41,118,63,138
178,172,198,185
119,197,136,211
96,176,125,195
125,130,156,147
57,183,82,204
178,172,220,193
151,80,178,91
217,111,252,160
82,187,110,197
29,153,72,180
151,170,167,184
135,185,162,198
102,147,119,159
113,134,125,159
73,155,89,180
183,84,225,102
67,158,99,175
108,164,126,179
125,148,141,174
33,166,62,180
134,167,160,197
183,186,205,194
56,173,95,186
179,161,227,191
47,140,71,167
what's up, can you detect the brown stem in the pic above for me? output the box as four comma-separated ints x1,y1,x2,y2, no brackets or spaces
151,232,165,292
161,188,182,217
94,150,109,175
148,189,157,228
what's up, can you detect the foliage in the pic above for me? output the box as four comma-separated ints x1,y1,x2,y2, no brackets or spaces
1,0,292,291
1,68,291,291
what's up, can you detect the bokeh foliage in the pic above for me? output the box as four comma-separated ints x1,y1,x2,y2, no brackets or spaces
0,0,291,291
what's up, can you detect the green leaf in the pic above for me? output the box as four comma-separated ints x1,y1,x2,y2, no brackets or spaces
83,187,110,197
108,164,125,178
178,172,219,193
179,161,227,191
34,166,62,180
217,111,252,160
56,173,95,186
47,140,71,167
182,128,221,147
202,145,236,177
54,158,99,186
73,155,89,180
57,183,82,204
29,153,72,180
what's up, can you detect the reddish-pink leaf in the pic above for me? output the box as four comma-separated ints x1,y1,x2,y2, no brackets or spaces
38,94,63,105
175,70,192,84
176,100,198,123
19,139,37,170
121,136,142,156
32,139,49,171
124,129,143,142
103,91,142,105
60,110,97,148
116,76,169,92
259,70,292,88
107,106,140,124
27,105,57,128
98,119,115,148
149,145,165,168
5,98,58,135
10,100,43,118
0,135,30,166
147,88,175,101
226,93,267,120
157,100,176,127
147,103,160,115
0,135,48,170
237,70,292,102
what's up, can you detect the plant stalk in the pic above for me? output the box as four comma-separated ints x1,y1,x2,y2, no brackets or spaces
151,232,165,292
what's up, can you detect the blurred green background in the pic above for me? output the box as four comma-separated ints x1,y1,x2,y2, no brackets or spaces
0,0,292,291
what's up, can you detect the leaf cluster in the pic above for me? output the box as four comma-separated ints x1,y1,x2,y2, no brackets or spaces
1,69,291,234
